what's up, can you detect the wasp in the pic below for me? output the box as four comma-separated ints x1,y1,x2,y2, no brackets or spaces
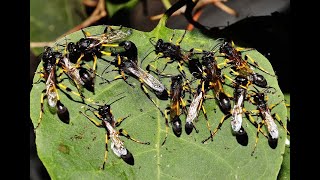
201,51,231,114
33,46,70,129
81,26,132,50
79,96,150,168
101,41,169,115
146,30,194,76
57,54,95,98
201,75,251,144
228,75,250,145
182,49,229,138
185,82,211,136
159,74,192,145
67,26,132,63
65,26,132,91
245,87,290,155
218,39,275,88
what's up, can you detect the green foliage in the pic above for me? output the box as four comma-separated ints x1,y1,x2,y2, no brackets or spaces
30,0,85,42
106,0,139,18
30,0,86,55
277,93,290,180
30,23,288,179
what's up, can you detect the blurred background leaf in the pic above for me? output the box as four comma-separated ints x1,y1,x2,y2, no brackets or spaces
30,0,86,55
106,0,139,18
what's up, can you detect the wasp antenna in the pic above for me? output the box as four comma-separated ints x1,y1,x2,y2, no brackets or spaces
140,47,155,66
252,86,260,93
86,103,99,111
149,37,157,46
210,39,224,52
103,25,111,33
109,96,126,106
247,86,259,95
265,86,277,94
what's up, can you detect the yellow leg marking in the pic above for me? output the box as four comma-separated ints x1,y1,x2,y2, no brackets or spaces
120,71,126,80
268,100,284,110
57,83,94,103
57,84,81,97
93,112,103,120
230,69,239,75
114,75,124,80
101,133,108,170
235,47,246,51
83,30,91,37
76,54,84,66
217,59,229,69
274,113,290,135
193,48,204,53
250,110,260,114
169,30,175,43
161,109,170,146
201,104,212,138
119,129,150,145
224,74,234,83
33,73,45,85
138,79,164,117
244,110,268,138
204,94,215,99
93,55,97,72
246,55,275,76
117,55,122,66
35,92,45,130
202,115,228,143
180,97,187,108
101,51,112,56
115,116,129,127
251,121,263,156
176,30,187,46
101,44,119,47
79,111,103,127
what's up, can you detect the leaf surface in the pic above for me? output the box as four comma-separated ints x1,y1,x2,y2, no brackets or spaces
30,24,288,179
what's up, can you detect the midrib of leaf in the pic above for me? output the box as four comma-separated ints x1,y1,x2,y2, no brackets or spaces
156,98,161,180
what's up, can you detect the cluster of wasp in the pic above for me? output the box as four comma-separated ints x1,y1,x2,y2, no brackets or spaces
32,25,289,169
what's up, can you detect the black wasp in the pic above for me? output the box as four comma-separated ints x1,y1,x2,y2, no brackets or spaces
218,39,275,88
79,96,150,168
33,46,70,129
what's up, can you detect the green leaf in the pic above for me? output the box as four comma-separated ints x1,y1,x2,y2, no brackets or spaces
106,0,139,18
30,24,288,179
278,93,290,180
30,0,86,55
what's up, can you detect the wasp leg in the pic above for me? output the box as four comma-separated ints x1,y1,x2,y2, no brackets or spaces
244,109,268,138
161,109,170,146
251,121,264,156
273,113,290,135
101,133,109,170
115,115,130,127
79,111,103,127
119,129,150,145
33,70,45,84
139,79,165,117
202,114,232,143
34,90,47,130
175,30,187,46
56,83,88,102
200,100,210,135
245,55,275,77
